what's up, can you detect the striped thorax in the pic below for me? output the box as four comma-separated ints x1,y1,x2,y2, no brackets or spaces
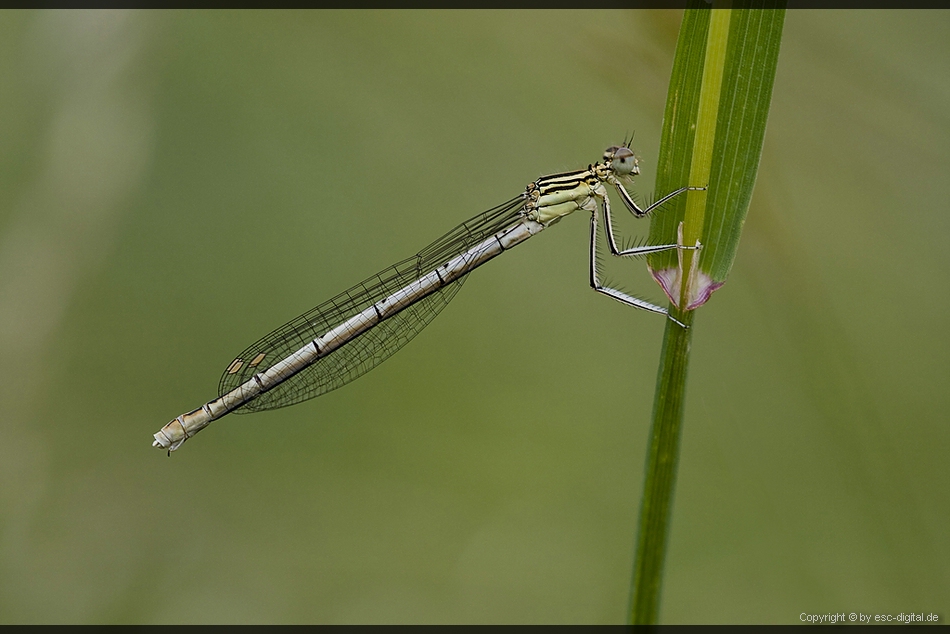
526,145,641,225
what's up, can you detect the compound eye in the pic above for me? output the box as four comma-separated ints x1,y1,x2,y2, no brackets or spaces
610,147,637,175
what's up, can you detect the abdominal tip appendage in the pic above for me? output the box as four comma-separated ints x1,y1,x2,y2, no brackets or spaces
152,431,169,449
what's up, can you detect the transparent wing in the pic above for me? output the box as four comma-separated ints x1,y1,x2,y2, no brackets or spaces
218,195,526,413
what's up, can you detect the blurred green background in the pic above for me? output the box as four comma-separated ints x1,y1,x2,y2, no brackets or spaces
0,10,946,624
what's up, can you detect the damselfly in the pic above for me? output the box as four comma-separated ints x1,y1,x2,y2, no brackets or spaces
152,144,701,453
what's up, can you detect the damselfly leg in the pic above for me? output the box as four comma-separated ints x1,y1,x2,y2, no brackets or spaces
588,178,704,328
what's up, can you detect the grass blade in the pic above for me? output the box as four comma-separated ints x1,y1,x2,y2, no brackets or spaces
630,4,786,624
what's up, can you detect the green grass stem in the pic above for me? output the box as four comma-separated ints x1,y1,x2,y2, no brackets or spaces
630,4,785,624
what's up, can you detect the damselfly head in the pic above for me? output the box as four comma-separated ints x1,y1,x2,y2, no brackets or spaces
604,146,639,177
